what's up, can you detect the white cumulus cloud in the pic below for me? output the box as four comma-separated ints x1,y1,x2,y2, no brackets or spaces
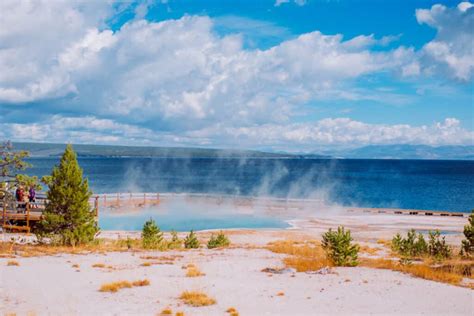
416,2,474,81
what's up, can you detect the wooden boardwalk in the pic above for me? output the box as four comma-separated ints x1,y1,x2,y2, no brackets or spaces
1,193,161,233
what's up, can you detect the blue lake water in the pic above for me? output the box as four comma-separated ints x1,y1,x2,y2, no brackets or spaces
24,158,474,223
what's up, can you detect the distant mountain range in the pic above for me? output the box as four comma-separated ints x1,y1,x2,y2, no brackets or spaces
12,142,294,159
309,145,474,160
11,142,474,160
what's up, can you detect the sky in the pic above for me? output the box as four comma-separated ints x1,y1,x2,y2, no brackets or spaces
0,0,473,152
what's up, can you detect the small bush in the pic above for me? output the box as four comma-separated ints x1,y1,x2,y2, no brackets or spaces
179,291,216,306
428,230,451,260
322,226,359,267
460,210,474,257
207,231,230,249
391,230,428,258
184,230,200,249
142,218,163,249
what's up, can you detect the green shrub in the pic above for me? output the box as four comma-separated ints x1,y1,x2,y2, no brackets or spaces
207,231,230,249
184,230,200,249
391,229,428,258
460,210,474,257
428,230,451,260
321,226,359,266
168,230,182,249
142,218,163,249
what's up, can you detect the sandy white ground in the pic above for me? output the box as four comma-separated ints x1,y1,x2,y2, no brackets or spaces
1,212,473,316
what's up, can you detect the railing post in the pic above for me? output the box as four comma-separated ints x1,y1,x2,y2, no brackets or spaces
144,192,147,205
26,202,30,234
94,196,99,217
2,201,6,229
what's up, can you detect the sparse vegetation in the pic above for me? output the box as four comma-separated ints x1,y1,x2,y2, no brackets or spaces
460,210,474,257
207,231,230,249
184,230,200,249
142,218,163,249
322,226,359,267
179,291,216,306
7,260,19,266
99,279,150,293
392,229,451,261
392,230,428,258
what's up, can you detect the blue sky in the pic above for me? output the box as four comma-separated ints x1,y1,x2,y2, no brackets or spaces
0,0,472,151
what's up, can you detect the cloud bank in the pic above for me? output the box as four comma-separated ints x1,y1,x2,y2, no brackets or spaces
0,1,472,150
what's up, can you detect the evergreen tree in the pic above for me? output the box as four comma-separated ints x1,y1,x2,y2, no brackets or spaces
36,144,97,246
460,210,474,257
322,226,359,267
184,230,200,249
142,218,163,249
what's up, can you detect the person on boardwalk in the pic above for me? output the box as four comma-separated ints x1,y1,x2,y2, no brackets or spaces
15,185,25,211
29,186,36,208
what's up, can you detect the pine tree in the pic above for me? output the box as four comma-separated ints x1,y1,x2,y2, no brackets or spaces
322,226,359,267
460,210,474,257
36,144,97,246
184,230,200,249
142,218,163,249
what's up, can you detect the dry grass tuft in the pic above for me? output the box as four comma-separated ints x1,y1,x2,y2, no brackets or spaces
132,279,150,287
99,281,132,293
141,262,152,267
276,291,285,296
160,308,173,315
359,245,379,255
175,312,185,316
360,258,464,286
179,291,216,306
7,260,19,266
267,240,331,272
99,279,150,292
186,265,205,277
92,263,106,268
226,307,237,313
72,263,80,268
